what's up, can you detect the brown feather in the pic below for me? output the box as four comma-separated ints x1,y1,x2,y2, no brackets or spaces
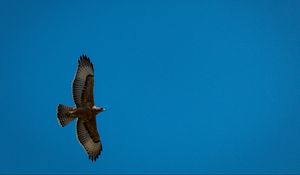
76,118,102,161
81,75,95,108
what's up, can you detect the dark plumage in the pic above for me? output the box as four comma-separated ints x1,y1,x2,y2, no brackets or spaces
57,55,105,161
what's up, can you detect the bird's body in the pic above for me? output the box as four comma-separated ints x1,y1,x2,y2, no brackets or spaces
68,106,102,120
57,55,105,161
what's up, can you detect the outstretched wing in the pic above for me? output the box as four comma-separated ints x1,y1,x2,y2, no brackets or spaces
72,55,94,107
76,118,102,161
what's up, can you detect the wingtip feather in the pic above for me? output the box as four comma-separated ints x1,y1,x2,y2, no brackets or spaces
78,54,94,70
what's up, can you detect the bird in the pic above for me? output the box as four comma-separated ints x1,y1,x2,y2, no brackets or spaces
57,54,105,161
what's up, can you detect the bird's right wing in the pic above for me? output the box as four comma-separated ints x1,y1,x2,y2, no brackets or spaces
72,55,94,107
76,118,102,161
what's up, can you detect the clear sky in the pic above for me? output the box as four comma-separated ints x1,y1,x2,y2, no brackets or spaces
1,0,300,174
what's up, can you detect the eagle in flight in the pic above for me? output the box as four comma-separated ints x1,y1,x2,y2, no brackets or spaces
57,55,105,161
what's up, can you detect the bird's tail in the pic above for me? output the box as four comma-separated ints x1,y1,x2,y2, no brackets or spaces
57,104,75,127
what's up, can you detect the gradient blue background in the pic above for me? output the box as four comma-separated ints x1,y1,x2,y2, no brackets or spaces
1,0,300,174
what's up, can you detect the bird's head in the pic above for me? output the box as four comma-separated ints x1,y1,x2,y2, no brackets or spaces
93,106,105,114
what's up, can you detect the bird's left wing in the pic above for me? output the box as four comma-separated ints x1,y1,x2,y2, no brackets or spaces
76,118,102,161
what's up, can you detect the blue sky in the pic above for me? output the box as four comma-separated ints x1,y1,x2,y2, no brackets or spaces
1,0,300,174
